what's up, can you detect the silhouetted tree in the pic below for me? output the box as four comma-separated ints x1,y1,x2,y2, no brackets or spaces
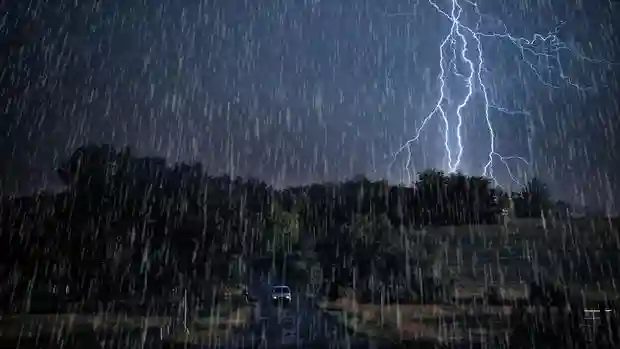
513,177,552,218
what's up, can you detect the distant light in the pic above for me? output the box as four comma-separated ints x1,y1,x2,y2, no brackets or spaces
584,309,612,313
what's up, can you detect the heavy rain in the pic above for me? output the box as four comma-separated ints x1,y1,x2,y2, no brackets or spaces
1,0,619,348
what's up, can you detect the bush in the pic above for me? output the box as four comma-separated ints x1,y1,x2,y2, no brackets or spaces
418,277,454,304
528,281,568,306
327,282,340,301
486,286,503,305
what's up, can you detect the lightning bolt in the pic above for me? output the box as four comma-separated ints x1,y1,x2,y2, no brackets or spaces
389,0,614,186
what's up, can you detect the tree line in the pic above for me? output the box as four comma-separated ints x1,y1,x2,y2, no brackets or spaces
0,144,560,304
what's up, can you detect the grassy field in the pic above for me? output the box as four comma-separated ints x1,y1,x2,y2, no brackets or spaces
418,218,620,300
319,296,512,345
174,304,254,346
318,217,620,346
0,305,255,347
0,286,254,346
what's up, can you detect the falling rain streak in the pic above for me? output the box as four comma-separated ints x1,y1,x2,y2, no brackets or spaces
0,0,619,348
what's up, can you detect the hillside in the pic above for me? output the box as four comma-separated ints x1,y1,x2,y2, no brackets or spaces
410,217,620,303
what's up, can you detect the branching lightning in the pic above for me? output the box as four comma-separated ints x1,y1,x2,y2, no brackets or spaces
389,0,614,185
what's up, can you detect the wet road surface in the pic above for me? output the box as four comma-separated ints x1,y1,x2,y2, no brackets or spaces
240,273,377,349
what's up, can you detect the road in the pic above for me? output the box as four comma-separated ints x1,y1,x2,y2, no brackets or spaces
239,272,377,349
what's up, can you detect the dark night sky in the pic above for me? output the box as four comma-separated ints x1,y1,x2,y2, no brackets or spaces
1,0,619,210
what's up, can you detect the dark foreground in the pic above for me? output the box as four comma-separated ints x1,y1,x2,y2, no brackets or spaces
0,272,378,349
6,271,613,348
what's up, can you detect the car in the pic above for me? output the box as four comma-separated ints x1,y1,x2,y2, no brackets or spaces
271,285,292,305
